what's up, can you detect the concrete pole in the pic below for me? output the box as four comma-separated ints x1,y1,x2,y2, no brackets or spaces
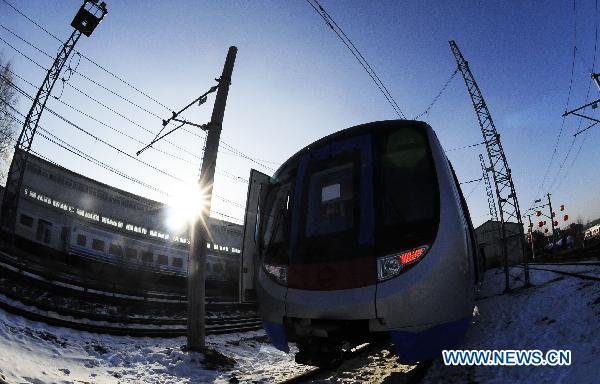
187,46,237,351
547,193,556,248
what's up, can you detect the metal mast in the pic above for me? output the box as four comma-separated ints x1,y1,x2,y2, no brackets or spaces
1,1,107,235
449,40,528,290
479,153,498,223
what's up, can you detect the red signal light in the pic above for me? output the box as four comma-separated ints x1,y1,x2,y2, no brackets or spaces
399,247,427,265
553,221,558,226
564,215,569,221
538,221,544,227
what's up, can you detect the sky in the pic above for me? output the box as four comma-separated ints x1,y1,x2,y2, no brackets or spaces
0,0,599,230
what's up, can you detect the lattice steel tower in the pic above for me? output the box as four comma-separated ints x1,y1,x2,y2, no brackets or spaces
1,1,107,236
449,40,528,290
479,153,498,223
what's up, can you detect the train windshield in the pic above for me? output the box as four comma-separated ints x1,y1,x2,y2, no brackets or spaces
260,123,439,270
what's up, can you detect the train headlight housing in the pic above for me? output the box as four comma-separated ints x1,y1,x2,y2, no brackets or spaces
263,263,288,285
377,245,428,281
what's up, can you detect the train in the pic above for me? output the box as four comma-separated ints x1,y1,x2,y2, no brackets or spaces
3,149,242,292
251,120,480,365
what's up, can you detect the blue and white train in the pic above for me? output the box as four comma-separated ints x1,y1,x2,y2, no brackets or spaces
251,120,480,365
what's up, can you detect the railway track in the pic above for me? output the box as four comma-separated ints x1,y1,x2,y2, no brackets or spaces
0,296,263,337
516,263,600,282
276,342,432,384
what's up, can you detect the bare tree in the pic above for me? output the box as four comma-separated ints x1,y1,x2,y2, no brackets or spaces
0,56,19,185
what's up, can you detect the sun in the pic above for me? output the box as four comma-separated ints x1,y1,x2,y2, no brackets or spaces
165,180,210,231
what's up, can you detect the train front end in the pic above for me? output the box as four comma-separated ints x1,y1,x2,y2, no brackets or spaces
255,120,476,364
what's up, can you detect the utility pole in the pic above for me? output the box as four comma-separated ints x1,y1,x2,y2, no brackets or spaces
0,0,107,238
547,193,556,246
527,215,536,260
187,46,237,351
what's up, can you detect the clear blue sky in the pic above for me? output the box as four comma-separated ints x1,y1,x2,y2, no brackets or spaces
1,0,599,229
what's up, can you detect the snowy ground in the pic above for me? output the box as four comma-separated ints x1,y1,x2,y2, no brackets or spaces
0,265,598,383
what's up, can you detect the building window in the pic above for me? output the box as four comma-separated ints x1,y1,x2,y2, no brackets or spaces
125,247,138,261
92,238,105,252
35,219,52,244
172,258,183,268
157,254,168,265
77,234,87,247
141,252,154,263
109,243,123,257
19,214,34,227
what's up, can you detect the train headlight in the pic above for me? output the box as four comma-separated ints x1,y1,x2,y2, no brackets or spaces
263,263,288,285
377,246,428,281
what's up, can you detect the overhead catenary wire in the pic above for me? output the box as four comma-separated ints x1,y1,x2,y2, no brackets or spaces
548,0,599,193
0,3,277,173
445,141,485,153
532,0,579,204
1,80,246,216
305,0,406,119
3,110,244,223
414,68,459,120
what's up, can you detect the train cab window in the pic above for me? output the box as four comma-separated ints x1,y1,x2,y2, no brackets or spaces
375,126,439,254
109,243,123,257
306,163,354,237
125,247,138,261
157,254,168,265
35,219,53,244
19,214,34,227
172,258,183,268
141,252,154,263
92,238,105,252
77,234,87,247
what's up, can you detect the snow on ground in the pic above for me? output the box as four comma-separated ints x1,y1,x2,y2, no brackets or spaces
0,265,598,383
0,307,310,384
423,265,600,384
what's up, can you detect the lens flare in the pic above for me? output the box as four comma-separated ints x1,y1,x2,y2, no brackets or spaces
165,180,210,231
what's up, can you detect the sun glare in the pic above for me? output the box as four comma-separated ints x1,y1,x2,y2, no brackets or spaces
165,180,210,231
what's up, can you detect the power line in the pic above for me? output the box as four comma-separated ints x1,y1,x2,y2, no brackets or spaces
305,0,406,119
0,43,209,163
548,0,599,193
534,0,579,201
0,0,173,113
445,141,485,153
0,23,164,120
4,110,244,223
0,0,276,174
414,68,459,120
2,81,248,215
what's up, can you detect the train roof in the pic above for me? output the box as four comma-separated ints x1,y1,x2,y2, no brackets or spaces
273,119,432,178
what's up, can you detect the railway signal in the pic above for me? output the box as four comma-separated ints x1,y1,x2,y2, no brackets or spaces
0,0,108,239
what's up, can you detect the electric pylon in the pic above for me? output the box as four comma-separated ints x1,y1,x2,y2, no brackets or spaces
1,1,107,236
449,40,529,289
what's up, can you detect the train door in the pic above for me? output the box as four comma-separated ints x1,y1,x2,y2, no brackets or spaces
240,169,270,303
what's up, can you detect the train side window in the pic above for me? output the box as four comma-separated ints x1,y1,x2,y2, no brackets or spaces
172,258,183,268
157,254,168,265
141,252,154,263
19,214,34,227
125,247,138,261
35,219,53,244
92,238,105,252
109,243,123,257
77,234,87,247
